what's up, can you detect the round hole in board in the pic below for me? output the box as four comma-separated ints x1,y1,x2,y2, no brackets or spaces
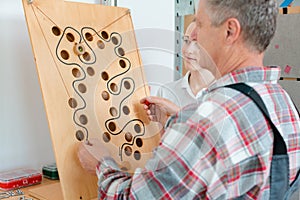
122,106,130,115
79,115,88,125
136,138,143,147
134,124,141,133
134,150,141,160
72,68,81,78
78,83,87,93
110,83,118,92
101,31,109,40
68,98,77,108
103,132,111,143
82,52,91,61
111,36,118,45
125,132,133,142
120,166,128,171
97,40,105,49
118,48,125,56
66,33,75,42
124,146,132,156
119,59,126,68
52,26,61,36
87,67,95,76
101,71,109,81
85,32,93,41
61,50,69,60
101,91,110,101
124,81,131,90
75,130,84,141
109,107,118,117
108,122,116,132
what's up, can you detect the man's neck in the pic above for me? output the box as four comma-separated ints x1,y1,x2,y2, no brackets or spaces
217,46,265,76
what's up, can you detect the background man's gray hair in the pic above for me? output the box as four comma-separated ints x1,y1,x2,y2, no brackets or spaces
205,0,278,53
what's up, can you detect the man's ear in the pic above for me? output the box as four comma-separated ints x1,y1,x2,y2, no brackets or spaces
224,18,241,44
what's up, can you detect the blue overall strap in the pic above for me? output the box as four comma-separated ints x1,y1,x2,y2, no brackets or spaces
225,83,289,200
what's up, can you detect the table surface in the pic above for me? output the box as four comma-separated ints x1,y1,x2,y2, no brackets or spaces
0,179,98,200
0,178,59,200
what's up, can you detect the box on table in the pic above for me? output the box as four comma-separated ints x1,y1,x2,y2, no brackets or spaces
0,168,42,191
42,163,59,180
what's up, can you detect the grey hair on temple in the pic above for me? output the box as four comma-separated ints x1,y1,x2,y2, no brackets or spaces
205,0,278,53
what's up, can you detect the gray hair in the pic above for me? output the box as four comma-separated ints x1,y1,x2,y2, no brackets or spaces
205,0,278,53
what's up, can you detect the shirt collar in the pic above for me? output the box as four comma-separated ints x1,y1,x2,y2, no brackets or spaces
207,66,281,92
181,71,191,89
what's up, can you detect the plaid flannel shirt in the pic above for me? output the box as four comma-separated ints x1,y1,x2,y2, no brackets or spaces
97,66,300,199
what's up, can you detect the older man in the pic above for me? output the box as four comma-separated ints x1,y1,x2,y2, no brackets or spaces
78,0,300,199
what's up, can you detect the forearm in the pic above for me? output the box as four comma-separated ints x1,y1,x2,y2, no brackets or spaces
95,113,204,199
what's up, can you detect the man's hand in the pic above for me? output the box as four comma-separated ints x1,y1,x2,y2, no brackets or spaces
77,138,110,175
140,96,180,126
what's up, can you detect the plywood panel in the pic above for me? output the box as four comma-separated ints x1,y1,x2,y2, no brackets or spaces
29,183,63,200
22,0,160,199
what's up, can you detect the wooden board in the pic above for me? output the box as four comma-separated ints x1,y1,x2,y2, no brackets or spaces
22,0,161,199
29,183,63,200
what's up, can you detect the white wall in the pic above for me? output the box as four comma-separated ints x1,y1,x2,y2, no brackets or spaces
0,0,175,172
0,1,55,172
118,0,175,94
